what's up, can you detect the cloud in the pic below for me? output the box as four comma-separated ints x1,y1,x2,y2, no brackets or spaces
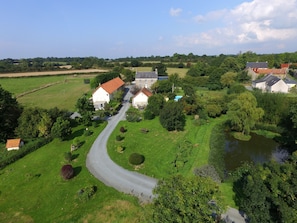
170,8,182,17
175,0,297,53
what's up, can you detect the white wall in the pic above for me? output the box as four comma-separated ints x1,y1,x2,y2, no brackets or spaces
132,93,148,108
92,87,110,109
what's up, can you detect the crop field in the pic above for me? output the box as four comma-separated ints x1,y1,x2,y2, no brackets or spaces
132,67,189,78
0,69,108,78
0,74,99,110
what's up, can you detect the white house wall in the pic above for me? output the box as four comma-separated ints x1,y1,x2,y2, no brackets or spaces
269,80,288,93
132,93,149,108
253,82,266,91
92,87,110,109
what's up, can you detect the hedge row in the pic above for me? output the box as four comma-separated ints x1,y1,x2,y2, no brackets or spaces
0,137,52,170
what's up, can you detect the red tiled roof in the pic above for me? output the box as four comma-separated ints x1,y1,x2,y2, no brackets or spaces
281,63,290,68
253,68,287,75
140,88,153,97
100,77,125,94
6,138,21,148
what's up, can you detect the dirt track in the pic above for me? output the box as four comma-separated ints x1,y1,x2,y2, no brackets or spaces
0,69,108,78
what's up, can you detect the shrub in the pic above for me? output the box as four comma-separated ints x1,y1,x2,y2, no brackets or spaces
116,135,124,141
140,128,149,133
84,128,92,136
77,185,97,202
64,152,72,162
72,137,82,148
117,146,125,153
129,153,145,165
120,126,126,133
61,164,74,180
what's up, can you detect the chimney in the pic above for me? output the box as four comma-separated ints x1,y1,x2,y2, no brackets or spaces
155,68,158,75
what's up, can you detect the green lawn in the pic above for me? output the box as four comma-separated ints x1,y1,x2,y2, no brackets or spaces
0,122,146,223
107,116,227,178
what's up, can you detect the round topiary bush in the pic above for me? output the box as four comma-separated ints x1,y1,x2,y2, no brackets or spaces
129,153,145,165
61,164,74,180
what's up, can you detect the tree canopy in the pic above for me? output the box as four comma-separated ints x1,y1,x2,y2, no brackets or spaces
159,101,185,131
0,85,22,142
152,175,224,223
233,154,297,223
227,92,264,135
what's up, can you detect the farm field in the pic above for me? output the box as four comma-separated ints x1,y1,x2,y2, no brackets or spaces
131,66,189,78
0,74,98,110
0,69,108,78
0,123,146,223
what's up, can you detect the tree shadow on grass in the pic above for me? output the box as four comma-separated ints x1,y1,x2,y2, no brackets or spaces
68,128,85,140
71,153,79,160
73,166,82,177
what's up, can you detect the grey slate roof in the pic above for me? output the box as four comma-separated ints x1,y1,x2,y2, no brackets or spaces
135,71,158,79
284,78,297,85
246,62,268,69
253,74,280,86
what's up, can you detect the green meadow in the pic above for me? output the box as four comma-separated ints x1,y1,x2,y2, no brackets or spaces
0,75,97,110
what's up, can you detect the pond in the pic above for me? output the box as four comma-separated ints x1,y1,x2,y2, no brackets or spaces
224,132,289,172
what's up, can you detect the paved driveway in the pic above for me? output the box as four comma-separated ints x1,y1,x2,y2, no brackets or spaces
86,86,247,222
86,86,157,202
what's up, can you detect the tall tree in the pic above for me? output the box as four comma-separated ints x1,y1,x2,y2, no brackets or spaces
0,85,22,142
146,94,165,116
233,155,297,223
159,101,185,131
76,95,94,125
220,72,237,88
227,92,264,135
152,175,224,222
51,117,72,141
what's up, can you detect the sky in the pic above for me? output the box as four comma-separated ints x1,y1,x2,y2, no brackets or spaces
1,0,297,59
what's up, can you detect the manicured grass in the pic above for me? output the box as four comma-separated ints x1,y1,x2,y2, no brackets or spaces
107,116,227,179
0,122,146,223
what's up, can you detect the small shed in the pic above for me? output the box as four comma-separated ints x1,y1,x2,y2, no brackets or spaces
6,138,24,151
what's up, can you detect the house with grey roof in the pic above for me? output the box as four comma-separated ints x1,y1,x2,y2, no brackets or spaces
284,78,297,90
252,74,289,93
135,69,158,89
246,62,268,69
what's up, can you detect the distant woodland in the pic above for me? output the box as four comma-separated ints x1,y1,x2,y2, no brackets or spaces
1,51,297,73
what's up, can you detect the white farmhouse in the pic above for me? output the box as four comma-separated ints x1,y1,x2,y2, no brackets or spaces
132,88,153,109
92,77,125,110
252,74,289,93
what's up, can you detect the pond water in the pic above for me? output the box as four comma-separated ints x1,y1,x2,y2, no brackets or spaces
224,133,289,171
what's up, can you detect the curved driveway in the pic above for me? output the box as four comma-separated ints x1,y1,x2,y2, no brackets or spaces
86,87,157,202
86,87,247,222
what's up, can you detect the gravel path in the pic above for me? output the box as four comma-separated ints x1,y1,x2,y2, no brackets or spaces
86,86,158,202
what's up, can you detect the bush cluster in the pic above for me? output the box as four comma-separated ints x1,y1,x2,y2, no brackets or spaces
129,153,145,165
77,185,97,202
61,164,74,180
116,135,124,141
